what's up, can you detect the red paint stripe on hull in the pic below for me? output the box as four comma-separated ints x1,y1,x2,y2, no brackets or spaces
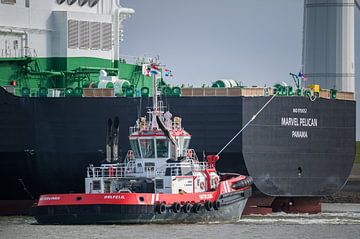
37,177,249,207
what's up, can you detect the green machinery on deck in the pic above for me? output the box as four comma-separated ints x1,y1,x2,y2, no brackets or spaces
0,56,179,97
0,57,339,99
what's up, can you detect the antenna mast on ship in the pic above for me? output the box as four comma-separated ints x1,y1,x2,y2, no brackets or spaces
149,63,161,130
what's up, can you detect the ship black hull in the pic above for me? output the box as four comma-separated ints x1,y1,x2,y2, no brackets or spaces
0,88,356,210
241,96,356,196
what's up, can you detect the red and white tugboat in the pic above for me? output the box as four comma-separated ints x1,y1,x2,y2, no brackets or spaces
32,64,252,224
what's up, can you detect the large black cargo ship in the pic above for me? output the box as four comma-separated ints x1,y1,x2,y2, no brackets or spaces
0,87,355,214
0,0,356,215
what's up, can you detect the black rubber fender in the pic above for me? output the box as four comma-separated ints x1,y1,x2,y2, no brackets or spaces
182,203,191,213
192,203,201,213
204,200,213,211
155,203,166,214
213,200,221,210
172,202,181,213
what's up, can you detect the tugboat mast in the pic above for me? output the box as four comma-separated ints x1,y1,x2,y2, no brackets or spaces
149,63,161,130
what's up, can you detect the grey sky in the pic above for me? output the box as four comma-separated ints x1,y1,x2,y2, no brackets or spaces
121,0,360,139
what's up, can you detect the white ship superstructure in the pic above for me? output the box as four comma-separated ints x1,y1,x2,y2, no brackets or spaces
0,0,133,62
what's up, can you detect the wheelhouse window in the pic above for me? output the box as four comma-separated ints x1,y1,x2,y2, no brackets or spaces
92,180,101,190
139,139,155,158
144,162,155,172
182,138,190,155
170,142,176,160
156,138,169,158
129,139,141,158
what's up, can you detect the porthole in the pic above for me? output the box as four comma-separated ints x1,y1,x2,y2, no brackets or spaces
57,0,65,4
298,167,302,177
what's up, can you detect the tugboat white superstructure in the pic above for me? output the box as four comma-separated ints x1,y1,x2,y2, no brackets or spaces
32,63,252,224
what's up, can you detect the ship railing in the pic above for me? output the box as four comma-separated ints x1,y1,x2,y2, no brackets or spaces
119,54,155,65
129,126,138,135
144,166,156,178
0,48,36,58
155,161,209,177
86,163,157,179
86,163,136,178
46,88,66,97
21,88,66,98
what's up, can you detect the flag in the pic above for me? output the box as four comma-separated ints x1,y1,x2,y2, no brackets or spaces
142,64,151,77
298,71,307,81
150,64,160,75
150,64,160,71
164,68,173,78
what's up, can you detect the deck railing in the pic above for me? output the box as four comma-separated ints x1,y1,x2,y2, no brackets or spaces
86,159,209,179
87,164,133,178
155,161,209,177
86,163,156,179
0,48,36,58
119,54,155,65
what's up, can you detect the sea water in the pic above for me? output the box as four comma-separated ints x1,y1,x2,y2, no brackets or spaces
1,204,360,239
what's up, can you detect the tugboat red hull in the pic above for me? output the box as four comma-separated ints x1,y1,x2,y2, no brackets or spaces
33,192,249,224
32,179,251,224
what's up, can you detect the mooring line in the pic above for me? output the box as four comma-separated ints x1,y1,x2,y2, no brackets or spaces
217,93,278,156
